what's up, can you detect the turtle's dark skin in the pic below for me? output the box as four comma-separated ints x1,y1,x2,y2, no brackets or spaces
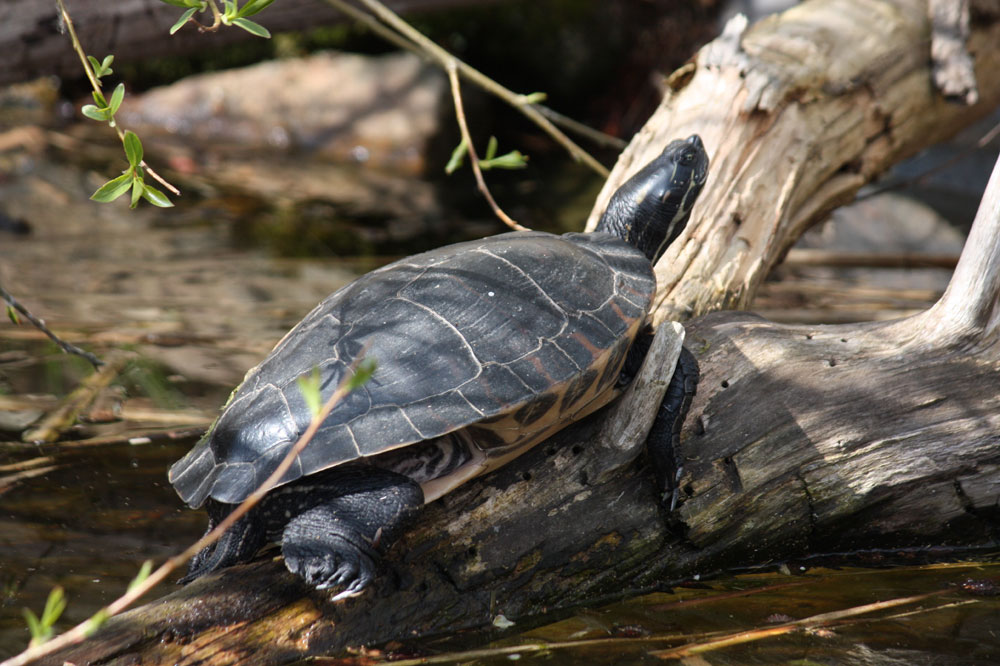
169,135,709,599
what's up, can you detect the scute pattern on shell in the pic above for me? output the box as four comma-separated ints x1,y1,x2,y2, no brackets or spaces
169,231,654,507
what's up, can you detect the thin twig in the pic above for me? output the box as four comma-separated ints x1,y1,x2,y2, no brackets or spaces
0,357,370,666
56,0,102,94
535,105,627,150
0,283,104,368
141,162,181,196
860,117,1000,201
323,0,610,177
447,62,527,231
649,589,952,659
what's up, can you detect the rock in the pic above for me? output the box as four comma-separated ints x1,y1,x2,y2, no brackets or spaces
117,51,450,176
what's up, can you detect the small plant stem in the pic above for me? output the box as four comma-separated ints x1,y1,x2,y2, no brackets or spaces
55,0,102,95
447,62,527,231
535,106,627,150
0,359,367,666
202,0,224,31
143,163,181,196
324,0,611,177
0,283,103,368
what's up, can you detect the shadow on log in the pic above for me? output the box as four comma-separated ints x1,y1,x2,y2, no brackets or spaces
36,0,1000,664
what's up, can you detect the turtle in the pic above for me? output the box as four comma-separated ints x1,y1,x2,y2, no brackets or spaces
169,134,709,599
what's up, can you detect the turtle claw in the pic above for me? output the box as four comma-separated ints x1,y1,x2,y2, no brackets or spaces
283,533,376,599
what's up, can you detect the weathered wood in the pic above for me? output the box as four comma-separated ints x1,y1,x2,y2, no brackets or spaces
586,0,1000,324
33,0,1000,664
930,0,977,104
0,0,500,88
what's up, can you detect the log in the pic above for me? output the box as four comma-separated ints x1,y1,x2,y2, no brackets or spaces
32,0,1000,664
585,0,1000,323
0,0,500,88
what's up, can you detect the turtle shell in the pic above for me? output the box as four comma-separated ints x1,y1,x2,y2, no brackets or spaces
169,230,654,507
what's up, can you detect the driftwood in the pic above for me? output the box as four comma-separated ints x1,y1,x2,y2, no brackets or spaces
585,0,1000,323
36,0,1000,664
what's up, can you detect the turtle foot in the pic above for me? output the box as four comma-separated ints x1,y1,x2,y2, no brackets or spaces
282,528,377,600
274,466,423,596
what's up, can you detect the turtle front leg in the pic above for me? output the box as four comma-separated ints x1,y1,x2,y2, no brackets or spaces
181,499,267,583
278,466,423,600
645,347,699,509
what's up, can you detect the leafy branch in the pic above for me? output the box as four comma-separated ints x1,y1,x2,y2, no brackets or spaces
314,0,620,231
337,0,613,177
163,0,275,38
444,62,528,231
156,0,621,230
55,0,177,208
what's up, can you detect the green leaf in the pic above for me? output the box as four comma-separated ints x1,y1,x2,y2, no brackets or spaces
520,91,547,105
480,150,529,170
127,560,154,593
445,138,468,174
347,357,377,392
140,183,174,208
84,608,110,637
232,17,270,38
22,608,44,646
237,0,276,17
6,305,20,325
123,130,143,167
296,367,323,418
88,54,114,78
81,104,109,122
92,90,107,107
108,83,126,117
130,177,144,209
23,586,66,646
170,7,198,34
484,136,498,161
41,587,66,627
90,172,133,203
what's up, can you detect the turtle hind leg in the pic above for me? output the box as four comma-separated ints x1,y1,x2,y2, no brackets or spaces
180,499,267,584
646,346,699,510
279,466,423,600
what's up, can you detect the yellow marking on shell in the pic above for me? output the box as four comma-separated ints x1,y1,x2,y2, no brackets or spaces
456,313,644,470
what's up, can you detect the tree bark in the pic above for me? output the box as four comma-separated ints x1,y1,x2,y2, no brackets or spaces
36,0,1000,664
0,0,499,88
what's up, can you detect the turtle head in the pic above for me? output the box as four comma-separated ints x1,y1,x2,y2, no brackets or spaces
596,135,709,264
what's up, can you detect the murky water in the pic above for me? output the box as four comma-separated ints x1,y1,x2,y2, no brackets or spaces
488,563,1000,665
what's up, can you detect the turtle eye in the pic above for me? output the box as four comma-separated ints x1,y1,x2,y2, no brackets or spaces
680,151,695,165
